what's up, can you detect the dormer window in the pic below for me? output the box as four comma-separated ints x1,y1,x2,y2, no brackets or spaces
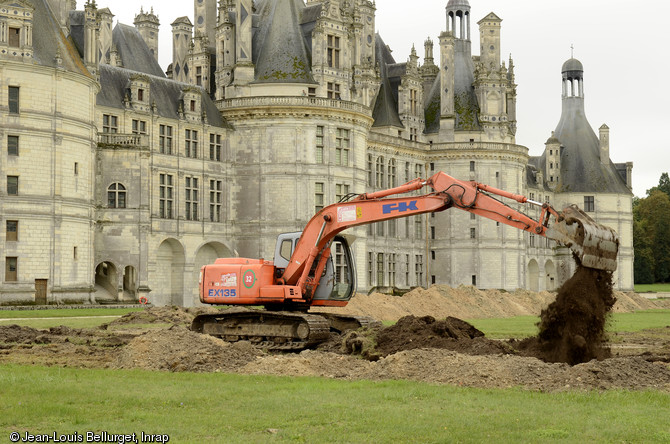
0,2,34,57
181,88,202,122
129,75,150,111
8,27,19,47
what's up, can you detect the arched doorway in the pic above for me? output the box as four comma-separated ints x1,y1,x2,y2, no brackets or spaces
153,239,185,306
527,259,539,292
123,265,138,300
545,260,556,291
95,261,118,302
192,242,234,307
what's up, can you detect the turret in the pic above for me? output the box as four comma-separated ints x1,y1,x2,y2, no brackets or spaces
446,0,471,41
134,7,160,62
171,16,193,83
84,0,98,76
194,0,217,53
478,13,501,69
98,8,114,64
599,124,610,165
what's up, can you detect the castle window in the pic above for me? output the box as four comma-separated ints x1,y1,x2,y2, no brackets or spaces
388,159,397,187
470,161,475,172
196,67,202,86
185,129,198,158
327,35,340,69
103,115,118,133
5,257,17,282
327,82,340,100
470,228,476,239
376,253,384,286
584,196,595,212
6,220,18,242
7,176,18,195
367,155,373,186
415,255,423,285
308,87,316,97
375,156,384,188
185,177,199,221
159,173,174,219
137,89,144,102
131,119,147,135
8,87,19,114
410,128,418,141
315,182,324,212
7,136,18,156
107,183,126,208
335,128,350,166
410,89,418,114
316,126,324,164
190,100,196,112
335,183,350,202
209,180,222,222
159,125,173,154
209,134,222,161
9,27,20,47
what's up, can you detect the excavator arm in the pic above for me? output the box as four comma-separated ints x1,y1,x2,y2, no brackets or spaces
280,172,619,299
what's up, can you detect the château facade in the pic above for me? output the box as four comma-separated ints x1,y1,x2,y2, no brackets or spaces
0,0,633,306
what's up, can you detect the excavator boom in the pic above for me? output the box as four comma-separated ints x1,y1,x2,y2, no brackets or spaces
195,171,619,349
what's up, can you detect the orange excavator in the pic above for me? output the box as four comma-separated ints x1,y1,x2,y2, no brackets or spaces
193,171,619,349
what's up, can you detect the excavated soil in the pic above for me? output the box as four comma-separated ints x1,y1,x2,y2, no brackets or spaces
0,290,669,392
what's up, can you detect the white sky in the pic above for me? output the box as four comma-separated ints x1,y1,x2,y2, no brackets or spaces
106,0,669,198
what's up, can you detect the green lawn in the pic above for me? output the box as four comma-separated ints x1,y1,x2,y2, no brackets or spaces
634,283,670,293
0,365,668,444
467,310,670,339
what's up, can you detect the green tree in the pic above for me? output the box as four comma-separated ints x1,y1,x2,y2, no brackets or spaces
645,172,670,199
635,190,670,283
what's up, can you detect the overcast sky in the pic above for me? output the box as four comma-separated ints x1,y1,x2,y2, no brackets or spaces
106,0,669,198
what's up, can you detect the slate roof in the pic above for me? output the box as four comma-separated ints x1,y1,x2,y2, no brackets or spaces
371,34,404,128
112,24,166,78
97,65,230,129
28,0,91,76
552,96,630,194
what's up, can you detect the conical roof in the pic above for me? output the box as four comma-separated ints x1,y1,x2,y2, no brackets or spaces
252,0,315,83
553,60,629,194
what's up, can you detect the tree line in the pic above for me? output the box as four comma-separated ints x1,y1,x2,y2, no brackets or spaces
633,172,670,284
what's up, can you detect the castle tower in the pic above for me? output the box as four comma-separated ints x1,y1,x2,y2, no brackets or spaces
420,37,439,106
194,0,217,53
84,0,99,76
134,7,160,62
171,16,193,83
215,0,235,99
478,12,501,68
440,0,479,140
233,0,255,85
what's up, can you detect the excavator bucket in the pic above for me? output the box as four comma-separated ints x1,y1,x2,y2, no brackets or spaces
545,205,620,272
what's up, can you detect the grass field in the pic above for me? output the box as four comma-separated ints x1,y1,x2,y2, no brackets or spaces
634,283,670,293
0,365,669,444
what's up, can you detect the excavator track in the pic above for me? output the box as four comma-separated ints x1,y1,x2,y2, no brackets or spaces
191,308,331,351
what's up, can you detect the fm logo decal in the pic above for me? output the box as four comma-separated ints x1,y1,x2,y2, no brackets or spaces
382,201,419,214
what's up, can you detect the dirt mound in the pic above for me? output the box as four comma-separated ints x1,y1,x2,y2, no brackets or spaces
105,306,195,328
530,265,616,365
115,325,264,372
316,286,670,323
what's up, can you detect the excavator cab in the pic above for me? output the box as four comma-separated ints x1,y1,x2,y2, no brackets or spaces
274,232,356,303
